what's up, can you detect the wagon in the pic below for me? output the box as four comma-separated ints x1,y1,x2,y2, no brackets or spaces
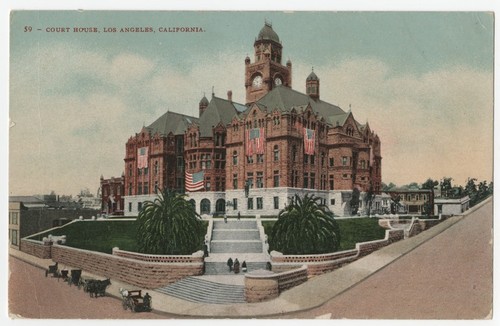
120,289,152,312
66,269,82,287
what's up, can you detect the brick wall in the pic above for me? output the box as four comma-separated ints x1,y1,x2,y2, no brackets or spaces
271,229,404,277
51,245,204,289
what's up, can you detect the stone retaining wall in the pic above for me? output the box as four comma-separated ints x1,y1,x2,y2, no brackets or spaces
245,266,307,303
50,245,204,289
20,239,52,259
112,248,204,263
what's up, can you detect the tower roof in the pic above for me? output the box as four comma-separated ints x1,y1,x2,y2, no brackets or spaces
307,70,319,81
199,95,209,106
257,22,280,43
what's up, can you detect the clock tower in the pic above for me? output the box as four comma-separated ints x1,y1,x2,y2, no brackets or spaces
245,22,292,104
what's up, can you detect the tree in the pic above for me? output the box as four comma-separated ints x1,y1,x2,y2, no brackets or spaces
365,186,374,217
136,189,204,255
270,194,341,255
421,178,438,216
350,188,360,215
382,182,397,191
440,177,453,198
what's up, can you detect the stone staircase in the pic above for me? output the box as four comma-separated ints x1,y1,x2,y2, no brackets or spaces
156,276,245,304
210,220,263,253
204,219,270,276
155,218,270,305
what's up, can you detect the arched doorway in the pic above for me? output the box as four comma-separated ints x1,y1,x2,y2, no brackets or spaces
200,199,211,215
189,199,195,209
215,199,226,214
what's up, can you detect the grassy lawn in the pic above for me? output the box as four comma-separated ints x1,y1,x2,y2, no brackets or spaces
29,220,208,255
262,218,386,252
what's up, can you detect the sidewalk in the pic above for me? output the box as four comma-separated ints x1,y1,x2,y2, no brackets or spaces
9,197,490,318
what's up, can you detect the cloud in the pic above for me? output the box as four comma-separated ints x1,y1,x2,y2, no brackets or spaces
295,57,493,186
9,44,493,195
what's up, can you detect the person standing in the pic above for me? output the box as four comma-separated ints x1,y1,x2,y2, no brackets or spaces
237,211,241,220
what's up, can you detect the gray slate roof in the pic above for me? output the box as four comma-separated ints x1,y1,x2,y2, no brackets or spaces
199,97,244,137
255,86,347,126
146,111,199,136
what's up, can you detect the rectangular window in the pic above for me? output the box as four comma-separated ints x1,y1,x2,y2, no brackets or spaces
233,198,238,210
247,198,254,210
342,156,348,166
247,172,254,188
329,175,334,190
10,212,18,225
330,199,336,205
273,171,280,187
129,183,132,196
256,172,264,188
11,229,18,246
257,154,264,163
144,167,149,175
310,173,316,189
274,196,279,209
247,155,254,164
154,181,158,194
257,197,263,210
329,157,334,167
311,155,315,164
129,202,132,212
304,155,309,164
138,182,142,195
303,173,309,188
138,168,142,176
143,182,149,195
233,174,238,189
176,177,183,189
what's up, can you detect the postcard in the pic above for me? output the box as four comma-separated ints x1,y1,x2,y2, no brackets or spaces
6,9,494,320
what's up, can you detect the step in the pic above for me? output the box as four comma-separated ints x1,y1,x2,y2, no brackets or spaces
213,220,257,230
210,240,263,253
157,277,246,304
211,229,261,240
204,261,269,275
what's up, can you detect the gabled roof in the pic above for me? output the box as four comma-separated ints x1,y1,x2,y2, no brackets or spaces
146,111,198,136
256,86,346,124
199,96,244,137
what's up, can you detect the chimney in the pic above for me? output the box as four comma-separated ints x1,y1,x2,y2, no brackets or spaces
227,90,233,102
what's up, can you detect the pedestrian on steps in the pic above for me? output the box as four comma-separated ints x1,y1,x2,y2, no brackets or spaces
237,212,241,220
233,259,240,274
227,258,233,272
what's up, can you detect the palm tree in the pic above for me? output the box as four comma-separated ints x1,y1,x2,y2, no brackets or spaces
269,194,341,255
136,189,205,255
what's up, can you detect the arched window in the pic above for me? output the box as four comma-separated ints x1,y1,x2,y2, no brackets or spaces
232,151,238,165
216,199,226,214
200,199,211,215
292,145,297,162
273,145,279,161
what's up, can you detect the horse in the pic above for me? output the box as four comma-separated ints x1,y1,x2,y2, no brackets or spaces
87,278,111,298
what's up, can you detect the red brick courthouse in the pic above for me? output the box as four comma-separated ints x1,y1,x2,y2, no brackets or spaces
123,22,382,217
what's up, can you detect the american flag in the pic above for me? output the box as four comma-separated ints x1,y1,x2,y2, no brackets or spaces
246,128,265,156
137,147,148,168
185,170,205,192
304,128,315,155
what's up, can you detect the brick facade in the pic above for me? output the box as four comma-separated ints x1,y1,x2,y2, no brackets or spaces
100,175,125,215
123,22,382,217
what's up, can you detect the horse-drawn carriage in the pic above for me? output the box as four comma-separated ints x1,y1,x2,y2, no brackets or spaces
45,262,59,278
120,288,152,312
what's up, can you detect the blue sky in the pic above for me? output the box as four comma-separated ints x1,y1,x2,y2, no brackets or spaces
7,10,494,195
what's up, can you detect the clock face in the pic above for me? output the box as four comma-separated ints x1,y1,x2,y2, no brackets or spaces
274,77,282,86
252,75,263,89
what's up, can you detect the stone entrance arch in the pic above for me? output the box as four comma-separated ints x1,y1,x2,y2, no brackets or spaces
200,199,211,215
215,199,226,214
